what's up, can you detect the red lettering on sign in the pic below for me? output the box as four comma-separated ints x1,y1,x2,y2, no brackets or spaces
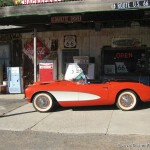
115,52,133,59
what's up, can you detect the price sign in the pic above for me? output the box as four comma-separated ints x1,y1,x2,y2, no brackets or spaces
115,62,128,73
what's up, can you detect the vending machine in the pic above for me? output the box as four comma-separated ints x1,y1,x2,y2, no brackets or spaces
7,67,23,93
39,60,57,82
39,63,53,82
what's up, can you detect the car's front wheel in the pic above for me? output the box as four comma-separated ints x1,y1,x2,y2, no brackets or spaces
116,90,138,111
33,93,54,112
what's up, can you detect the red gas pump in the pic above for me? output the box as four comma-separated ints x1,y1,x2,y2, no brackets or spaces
39,63,54,82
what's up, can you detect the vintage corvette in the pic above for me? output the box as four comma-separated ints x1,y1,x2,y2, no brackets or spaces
24,63,150,112
24,78,150,112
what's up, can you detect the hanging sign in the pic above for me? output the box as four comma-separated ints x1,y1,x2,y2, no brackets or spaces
112,38,141,47
113,0,150,10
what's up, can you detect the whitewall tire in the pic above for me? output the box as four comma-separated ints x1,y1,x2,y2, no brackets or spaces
116,90,138,111
33,93,54,112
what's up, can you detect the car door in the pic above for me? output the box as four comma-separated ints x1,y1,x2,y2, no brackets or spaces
77,82,110,106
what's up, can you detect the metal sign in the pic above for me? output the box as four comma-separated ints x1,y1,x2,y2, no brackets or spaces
51,15,82,24
64,35,77,48
113,0,150,10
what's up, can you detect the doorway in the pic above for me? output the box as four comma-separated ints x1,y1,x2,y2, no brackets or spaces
0,44,10,80
62,49,79,74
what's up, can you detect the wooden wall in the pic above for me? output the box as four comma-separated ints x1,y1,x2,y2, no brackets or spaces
22,26,150,79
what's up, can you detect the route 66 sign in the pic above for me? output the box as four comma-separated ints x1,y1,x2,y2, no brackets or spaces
64,35,77,48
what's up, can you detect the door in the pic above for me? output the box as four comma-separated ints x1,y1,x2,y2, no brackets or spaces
77,83,109,106
62,49,79,74
0,44,10,80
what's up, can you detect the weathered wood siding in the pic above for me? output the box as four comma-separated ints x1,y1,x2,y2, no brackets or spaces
22,26,150,79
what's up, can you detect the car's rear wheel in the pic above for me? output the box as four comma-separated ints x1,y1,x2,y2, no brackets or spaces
116,90,138,111
33,93,54,112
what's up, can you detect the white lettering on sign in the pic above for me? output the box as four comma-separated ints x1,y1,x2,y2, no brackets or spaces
39,66,53,69
39,63,53,69
114,0,150,9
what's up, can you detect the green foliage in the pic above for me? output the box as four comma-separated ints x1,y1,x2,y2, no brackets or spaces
0,0,14,6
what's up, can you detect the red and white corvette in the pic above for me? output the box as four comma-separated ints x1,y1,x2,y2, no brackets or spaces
24,79,150,112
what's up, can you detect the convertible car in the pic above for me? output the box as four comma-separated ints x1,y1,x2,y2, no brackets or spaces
24,78,150,112
25,63,150,112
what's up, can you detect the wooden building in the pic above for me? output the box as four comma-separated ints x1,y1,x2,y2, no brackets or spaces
0,0,150,87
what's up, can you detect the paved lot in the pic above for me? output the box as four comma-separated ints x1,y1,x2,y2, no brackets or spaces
0,96,150,135
0,94,26,116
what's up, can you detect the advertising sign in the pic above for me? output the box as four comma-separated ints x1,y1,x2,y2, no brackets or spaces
39,63,54,81
23,37,50,63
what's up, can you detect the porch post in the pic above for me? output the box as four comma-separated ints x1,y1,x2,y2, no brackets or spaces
34,28,37,82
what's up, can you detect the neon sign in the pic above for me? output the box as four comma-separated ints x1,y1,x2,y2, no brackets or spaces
115,52,133,59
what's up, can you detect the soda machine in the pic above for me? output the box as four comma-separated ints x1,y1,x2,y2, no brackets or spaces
39,60,57,82
7,67,23,93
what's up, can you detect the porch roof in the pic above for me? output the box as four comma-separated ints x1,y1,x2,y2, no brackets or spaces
1,0,150,18
0,0,150,29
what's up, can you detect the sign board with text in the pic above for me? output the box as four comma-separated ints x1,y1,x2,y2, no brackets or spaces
114,0,150,10
102,48,147,75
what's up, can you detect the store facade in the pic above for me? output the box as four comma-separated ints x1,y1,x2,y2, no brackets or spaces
0,0,150,91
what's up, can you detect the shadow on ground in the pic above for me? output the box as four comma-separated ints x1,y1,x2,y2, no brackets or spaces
54,101,150,112
0,111,36,118
1,102,150,117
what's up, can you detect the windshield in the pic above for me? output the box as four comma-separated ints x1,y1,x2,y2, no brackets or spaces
64,63,86,82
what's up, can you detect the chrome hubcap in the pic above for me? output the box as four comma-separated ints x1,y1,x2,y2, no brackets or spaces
36,96,50,109
120,94,133,107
